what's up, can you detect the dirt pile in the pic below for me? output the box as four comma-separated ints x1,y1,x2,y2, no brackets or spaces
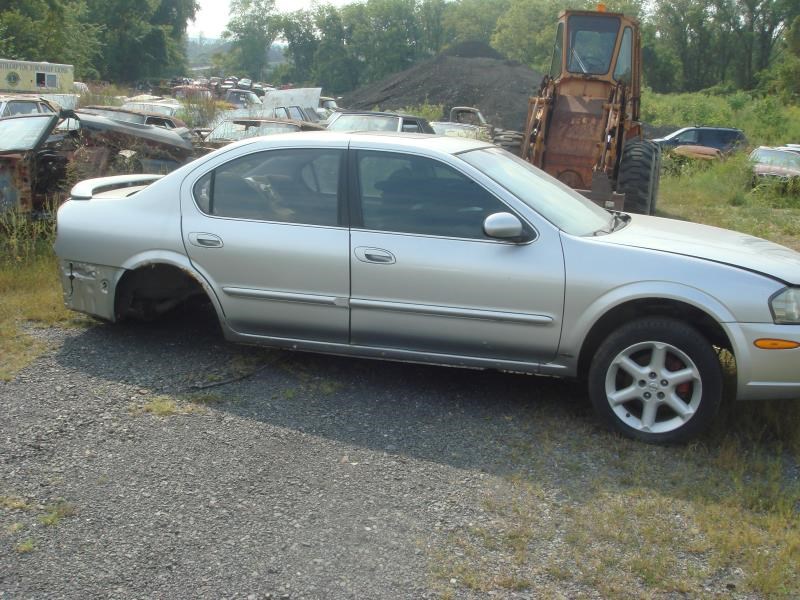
343,42,543,131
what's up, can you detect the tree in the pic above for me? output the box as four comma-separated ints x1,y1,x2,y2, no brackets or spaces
443,0,511,46
223,0,279,79
0,0,103,79
280,9,319,84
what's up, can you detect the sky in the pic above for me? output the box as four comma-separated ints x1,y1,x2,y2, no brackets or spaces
188,0,357,39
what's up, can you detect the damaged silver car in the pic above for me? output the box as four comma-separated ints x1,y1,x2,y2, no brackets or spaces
54,132,800,443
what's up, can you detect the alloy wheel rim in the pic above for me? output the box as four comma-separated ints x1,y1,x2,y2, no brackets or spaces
604,341,702,434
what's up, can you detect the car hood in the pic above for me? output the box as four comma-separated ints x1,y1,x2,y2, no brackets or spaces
600,215,800,284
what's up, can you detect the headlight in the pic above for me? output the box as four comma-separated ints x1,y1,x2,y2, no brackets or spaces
770,287,800,324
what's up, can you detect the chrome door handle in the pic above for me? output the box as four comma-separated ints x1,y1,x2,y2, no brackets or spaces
188,232,224,248
354,247,395,264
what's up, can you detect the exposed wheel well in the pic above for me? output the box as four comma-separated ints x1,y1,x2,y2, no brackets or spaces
577,298,734,379
114,263,210,321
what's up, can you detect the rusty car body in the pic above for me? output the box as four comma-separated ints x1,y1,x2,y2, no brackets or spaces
0,110,194,213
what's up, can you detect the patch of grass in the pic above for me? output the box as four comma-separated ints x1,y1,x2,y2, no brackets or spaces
140,396,181,416
657,153,800,251
6,522,25,534
186,392,224,405
38,502,76,527
15,538,35,553
432,428,800,597
134,395,208,416
0,208,93,381
0,495,32,511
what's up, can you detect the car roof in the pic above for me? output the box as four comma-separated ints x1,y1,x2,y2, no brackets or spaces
228,130,493,155
335,110,428,120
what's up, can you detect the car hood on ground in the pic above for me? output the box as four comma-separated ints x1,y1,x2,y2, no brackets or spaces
600,214,800,285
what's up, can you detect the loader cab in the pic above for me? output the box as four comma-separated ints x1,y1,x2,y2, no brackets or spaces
548,9,641,119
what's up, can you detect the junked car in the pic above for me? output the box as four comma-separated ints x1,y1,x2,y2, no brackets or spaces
326,111,435,134
0,110,193,212
196,117,324,152
54,132,800,444
0,94,58,117
749,147,800,183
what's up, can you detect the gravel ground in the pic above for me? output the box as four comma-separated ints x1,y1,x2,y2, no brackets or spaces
1,306,600,599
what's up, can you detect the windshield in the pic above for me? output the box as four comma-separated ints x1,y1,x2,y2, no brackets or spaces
459,147,611,236
0,115,55,152
328,114,399,132
751,149,800,169
567,15,620,75
208,120,299,141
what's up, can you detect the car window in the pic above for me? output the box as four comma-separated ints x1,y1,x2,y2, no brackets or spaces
4,101,40,116
356,150,511,240
613,27,633,83
193,149,343,227
699,130,720,146
287,106,304,121
401,120,421,133
675,129,699,144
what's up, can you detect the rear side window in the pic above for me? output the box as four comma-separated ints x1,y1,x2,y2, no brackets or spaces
356,150,510,240
193,149,343,226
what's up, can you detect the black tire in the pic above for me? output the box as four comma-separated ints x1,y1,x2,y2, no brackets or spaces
588,317,722,444
618,139,661,215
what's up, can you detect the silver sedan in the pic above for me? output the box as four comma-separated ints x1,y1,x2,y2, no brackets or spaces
54,132,800,443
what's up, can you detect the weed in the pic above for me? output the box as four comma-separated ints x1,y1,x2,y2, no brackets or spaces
134,395,208,416
0,496,31,511
15,538,35,553
186,392,224,405
38,502,76,526
140,396,181,416
6,522,25,534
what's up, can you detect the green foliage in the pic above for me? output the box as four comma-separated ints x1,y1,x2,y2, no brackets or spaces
395,102,445,121
223,0,279,80
442,0,510,47
643,89,800,145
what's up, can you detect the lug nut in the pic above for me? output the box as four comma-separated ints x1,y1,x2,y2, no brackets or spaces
643,392,652,399
657,392,665,399
649,372,657,379
660,379,668,386
638,380,646,387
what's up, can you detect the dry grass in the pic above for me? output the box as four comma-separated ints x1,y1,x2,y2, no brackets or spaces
0,208,93,381
434,169,800,598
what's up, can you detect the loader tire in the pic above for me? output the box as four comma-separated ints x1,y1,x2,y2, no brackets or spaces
618,139,661,215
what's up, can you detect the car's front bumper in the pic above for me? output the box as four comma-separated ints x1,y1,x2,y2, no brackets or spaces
59,259,123,322
730,322,800,400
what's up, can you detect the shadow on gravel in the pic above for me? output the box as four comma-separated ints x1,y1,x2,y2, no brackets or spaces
55,302,601,480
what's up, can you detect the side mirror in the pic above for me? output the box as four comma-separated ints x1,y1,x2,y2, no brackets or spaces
483,212,525,241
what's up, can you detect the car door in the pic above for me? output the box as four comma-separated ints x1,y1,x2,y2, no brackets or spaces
349,149,565,365
181,144,350,343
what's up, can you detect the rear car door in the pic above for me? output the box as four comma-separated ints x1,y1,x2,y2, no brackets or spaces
181,143,350,343
349,148,565,364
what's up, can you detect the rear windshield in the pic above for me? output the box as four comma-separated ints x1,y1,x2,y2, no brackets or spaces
328,114,399,132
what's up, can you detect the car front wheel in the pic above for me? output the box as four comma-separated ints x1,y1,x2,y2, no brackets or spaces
588,318,722,444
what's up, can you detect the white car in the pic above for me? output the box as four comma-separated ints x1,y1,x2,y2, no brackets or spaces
54,132,800,443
